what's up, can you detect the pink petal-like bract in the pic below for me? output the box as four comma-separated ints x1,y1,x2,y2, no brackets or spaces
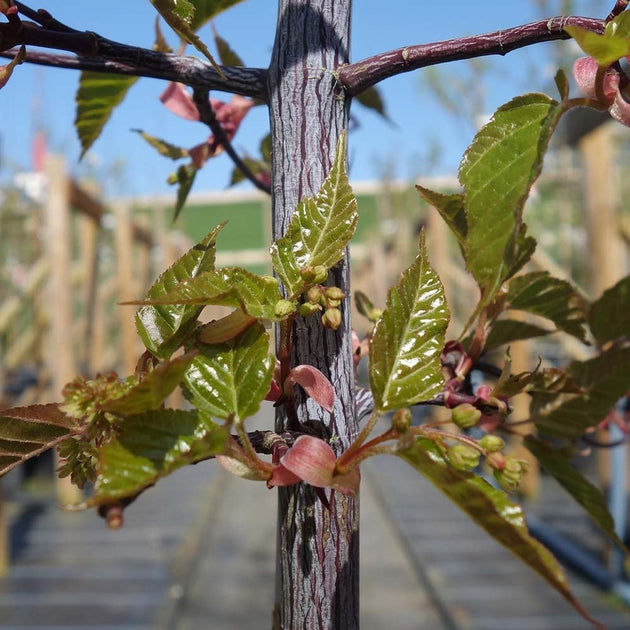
573,57,600,100
216,455,269,481
279,435,336,488
160,82,200,121
610,88,630,127
289,365,335,412
331,466,361,497
267,464,302,488
265,378,282,402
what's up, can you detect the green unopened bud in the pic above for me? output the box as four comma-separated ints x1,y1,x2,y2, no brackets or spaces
306,285,322,304
479,434,505,453
451,403,482,429
322,307,342,330
326,298,342,308
448,444,480,471
261,275,279,288
493,457,528,491
325,286,345,301
298,302,321,317
391,408,411,434
274,299,296,318
369,307,383,322
300,265,328,284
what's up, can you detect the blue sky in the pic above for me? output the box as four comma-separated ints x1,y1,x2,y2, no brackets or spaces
1,1,608,196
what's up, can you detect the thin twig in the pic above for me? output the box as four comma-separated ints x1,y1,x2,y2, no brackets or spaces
192,87,271,195
607,0,630,22
337,16,605,95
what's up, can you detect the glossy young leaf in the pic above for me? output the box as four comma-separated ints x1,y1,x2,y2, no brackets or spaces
149,0,223,74
90,409,229,505
534,346,630,438
0,404,77,477
270,132,358,297
133,129,189,160
136,224,224,358
184,322,274,422
507,272,588,342
370,234,449,411
139,267,287,321
565,18,630,67
75,72,137,158
526,438,627,552
460,94,564,301
589,275,630,345
415,186,467,247
398,438,601,627
100,352,197,416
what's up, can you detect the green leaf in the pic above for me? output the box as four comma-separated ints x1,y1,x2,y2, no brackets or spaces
534,346,630,438
589,276,630,344
398,438,601,628
0,404,77,477
554,69,570,101
75,72,137,158
485,319,551,352
213,27,244,67
169,163,198,222
415,186,467,247
526,438,627,552
370,233,450,411
189,0,248,31
507,272,588,342
565,24,630,67
184,322,274,422
459,94,564,301
90,409,229,505
100,352,197,416
149,0,223,74
0,45,25,89
133,129,189,160
139,267,287,321
355,85,388,120
136,224,224,358
270,131,358,297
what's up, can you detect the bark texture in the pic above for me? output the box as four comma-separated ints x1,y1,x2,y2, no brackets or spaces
267,1,359,628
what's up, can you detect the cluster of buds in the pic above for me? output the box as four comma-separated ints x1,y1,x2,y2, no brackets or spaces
298,269,346,331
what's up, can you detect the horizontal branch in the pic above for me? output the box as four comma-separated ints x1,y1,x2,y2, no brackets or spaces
0,45,267,99
337,16,605,95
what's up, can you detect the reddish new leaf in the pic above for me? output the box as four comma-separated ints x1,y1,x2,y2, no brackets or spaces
288,365,335,412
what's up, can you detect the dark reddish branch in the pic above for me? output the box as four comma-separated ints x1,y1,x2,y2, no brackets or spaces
191,88,271,194
337,16,605,95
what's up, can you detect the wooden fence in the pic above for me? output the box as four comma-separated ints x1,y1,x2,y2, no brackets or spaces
0,155,191,574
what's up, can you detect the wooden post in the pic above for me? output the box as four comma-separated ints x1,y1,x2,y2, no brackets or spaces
44,155,82,505
114,202,138,375
579,123,626,488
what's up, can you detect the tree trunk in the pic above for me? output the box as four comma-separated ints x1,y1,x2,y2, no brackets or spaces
267,2,359,628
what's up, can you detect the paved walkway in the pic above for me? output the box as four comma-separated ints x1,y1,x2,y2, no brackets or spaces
1,418,630,629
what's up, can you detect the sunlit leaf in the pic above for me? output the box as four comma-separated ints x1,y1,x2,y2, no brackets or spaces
398,438,601,627
184,322,274,422
460,94,564,301
133,128,188,160
565,22,630,67
189,0,248,31
75,72,137,158
136,224,225,358
415,186,467,247
197,309,256,344
370,233,449,411
589,275,630,344
507,272,588,342
526,438,627,551
90,409,229,504
0,45,25,90
100,352,197,415
149,0,223,74
534,346,630,438
270,131,358,297
0,404,77,476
